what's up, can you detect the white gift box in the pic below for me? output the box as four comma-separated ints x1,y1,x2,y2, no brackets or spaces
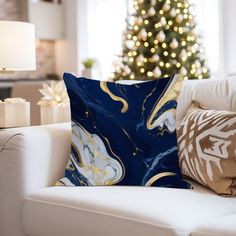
40,105,71,125
0,100,30,128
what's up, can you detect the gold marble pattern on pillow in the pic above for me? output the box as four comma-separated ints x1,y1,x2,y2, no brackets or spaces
177,102,236,196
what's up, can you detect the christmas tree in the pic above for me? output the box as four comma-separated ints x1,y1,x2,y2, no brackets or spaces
112,0,210,81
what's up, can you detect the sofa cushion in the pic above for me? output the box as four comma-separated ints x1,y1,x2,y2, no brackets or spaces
58,73,188,188
178,103,236,196
192,214,236,236
22,184,236,236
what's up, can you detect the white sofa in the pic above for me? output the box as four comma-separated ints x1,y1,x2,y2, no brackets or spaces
0,79,236,236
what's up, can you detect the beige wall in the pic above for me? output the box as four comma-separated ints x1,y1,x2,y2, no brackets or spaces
0,0,57,79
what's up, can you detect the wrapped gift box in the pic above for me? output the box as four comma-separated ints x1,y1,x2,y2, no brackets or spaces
40,105,71,125
0,99,30,128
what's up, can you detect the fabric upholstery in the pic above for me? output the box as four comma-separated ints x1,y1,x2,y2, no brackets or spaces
192,214,236,236
22,185,236,236
0,123,71,236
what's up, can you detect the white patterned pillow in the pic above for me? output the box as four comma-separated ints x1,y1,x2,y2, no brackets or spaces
177,102,236,196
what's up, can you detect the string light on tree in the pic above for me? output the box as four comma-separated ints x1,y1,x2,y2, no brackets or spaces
113,0,210,81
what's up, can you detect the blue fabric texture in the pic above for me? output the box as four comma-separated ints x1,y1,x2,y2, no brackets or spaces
58,73,188,189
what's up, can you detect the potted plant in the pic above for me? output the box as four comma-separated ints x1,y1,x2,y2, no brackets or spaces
82,58,95,78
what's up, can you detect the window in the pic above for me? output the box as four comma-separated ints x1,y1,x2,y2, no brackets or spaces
86,0,127,80
191,0,220,76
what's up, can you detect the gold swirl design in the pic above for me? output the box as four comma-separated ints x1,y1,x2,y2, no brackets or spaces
55,180,65,186
145,172,176,186
100,81,128,113
147,75,183,130
141,83,157,115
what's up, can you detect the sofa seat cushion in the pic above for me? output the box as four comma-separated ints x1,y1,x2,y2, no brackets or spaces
22,183,236,236
192,214,236,236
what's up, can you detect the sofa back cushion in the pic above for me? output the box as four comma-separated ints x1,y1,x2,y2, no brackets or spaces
176,78,236,125
178,103,236,196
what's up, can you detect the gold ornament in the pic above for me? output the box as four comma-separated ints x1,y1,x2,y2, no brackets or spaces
176,14,184,24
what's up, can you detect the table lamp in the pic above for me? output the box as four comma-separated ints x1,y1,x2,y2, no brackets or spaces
0,21,36,73
0,21,36,128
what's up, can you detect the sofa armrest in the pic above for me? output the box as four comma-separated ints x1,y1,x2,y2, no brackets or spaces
0,123,71,236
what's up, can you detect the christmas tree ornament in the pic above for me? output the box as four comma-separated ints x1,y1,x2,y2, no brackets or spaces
169,8,176,17
126,40,135,49
139,29,147,40
180,67,187,76
180,49,187,57
136,54,144,62
195,60,201,68
176,14,184,24
197,68,202,75
163,2,171,12
153,67,162,78
170,38,179,49
150,54,160,62
124,66,131,74
136,17,143,25
156,31,166,42
148,7,156,17
137,0,144,4
151,0,156,6
160,17,167,26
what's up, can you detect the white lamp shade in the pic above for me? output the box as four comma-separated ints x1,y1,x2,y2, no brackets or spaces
0,21,36,71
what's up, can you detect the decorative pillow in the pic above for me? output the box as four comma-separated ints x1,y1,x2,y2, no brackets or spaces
57,73,188,189
178,102,236,196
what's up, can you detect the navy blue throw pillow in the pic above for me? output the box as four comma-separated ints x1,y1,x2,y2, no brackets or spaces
57,73,188,189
